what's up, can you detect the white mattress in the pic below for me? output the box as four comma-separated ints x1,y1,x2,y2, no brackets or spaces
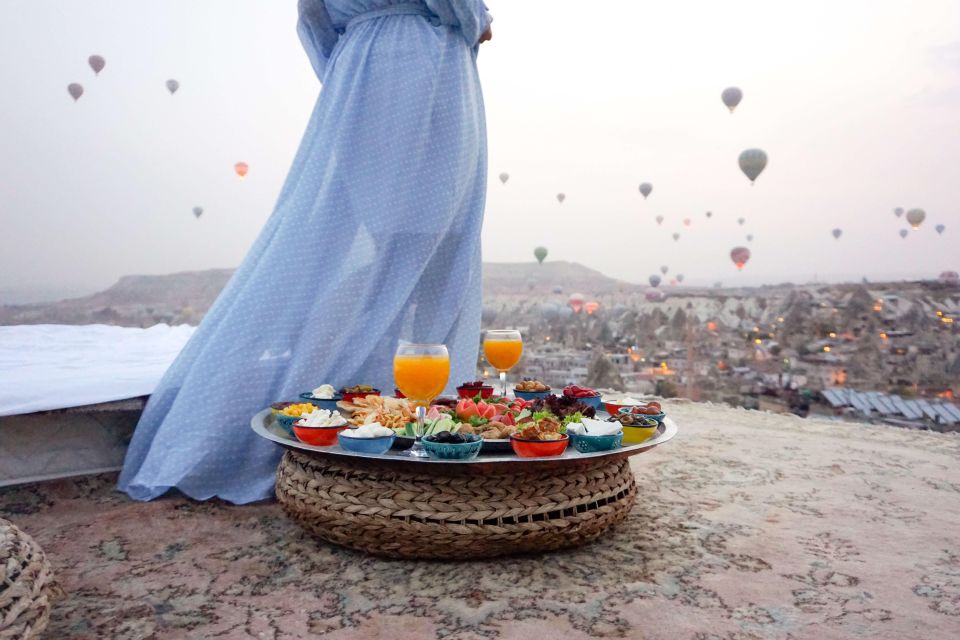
0,324,195,417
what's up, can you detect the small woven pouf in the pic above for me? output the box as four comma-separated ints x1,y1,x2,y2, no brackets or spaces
276,450,637,559
0,518,60,640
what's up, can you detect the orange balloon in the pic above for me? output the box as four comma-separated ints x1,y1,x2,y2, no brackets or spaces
234,162,249,178
584,301,600,315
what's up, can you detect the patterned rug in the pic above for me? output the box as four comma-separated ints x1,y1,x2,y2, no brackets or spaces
2,402,959,639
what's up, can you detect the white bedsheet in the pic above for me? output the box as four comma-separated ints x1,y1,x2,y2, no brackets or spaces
0,324,195,417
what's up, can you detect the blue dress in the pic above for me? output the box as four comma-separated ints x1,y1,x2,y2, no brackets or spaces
119,0,491,504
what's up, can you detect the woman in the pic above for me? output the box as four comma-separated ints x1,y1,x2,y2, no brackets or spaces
119,0,492,504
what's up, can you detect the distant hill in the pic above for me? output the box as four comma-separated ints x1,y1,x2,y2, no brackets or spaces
0,262,632,327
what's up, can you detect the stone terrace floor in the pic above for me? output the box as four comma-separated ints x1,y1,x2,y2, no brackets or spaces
2,402,959,640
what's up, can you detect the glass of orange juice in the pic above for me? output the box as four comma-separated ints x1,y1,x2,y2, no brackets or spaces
483,329,523,397
394,343,450,457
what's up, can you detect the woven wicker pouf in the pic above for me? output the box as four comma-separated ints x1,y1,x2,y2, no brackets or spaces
276,449,637,559
0,519,60,640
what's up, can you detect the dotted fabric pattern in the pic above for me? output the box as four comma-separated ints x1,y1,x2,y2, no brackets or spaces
119,0,491,504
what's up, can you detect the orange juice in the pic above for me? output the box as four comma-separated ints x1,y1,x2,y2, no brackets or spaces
394,354,450,403
483,339,523,371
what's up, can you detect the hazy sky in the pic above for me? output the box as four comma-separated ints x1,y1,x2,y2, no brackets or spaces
1,0,958,300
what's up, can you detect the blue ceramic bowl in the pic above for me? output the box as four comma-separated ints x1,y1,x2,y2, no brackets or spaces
513,389,553,402
618,407,666,424
573,394,604,412
298,392,342,412
422,434,483,460
569,431,623,453
337,431,395,455
274,413,300,437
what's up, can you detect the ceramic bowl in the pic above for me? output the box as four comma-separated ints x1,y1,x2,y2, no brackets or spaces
292,422,348,446
513,389,552,401
510,434,569,458
337,431,395,454
569,431,623,453
569,394,603,412
422,434,483,460
618,406,666,424
619,416,660,444
341,389,381,404
603,400,643,415
298,392,342,412
456,385,494,399
274,413,302,437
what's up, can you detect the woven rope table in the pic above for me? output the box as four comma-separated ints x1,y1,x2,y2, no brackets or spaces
0,519,61,640
253,409,676,559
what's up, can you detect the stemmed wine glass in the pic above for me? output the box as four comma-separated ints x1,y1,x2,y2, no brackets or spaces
393,343,450,457
482,329,523,397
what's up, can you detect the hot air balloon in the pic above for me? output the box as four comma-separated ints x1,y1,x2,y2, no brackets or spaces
746,234,753,242
894,207,904,218
67,83,83,101
706,321,717,331
656,215,664,225
730,246,751,270
660,265,669,275
88,55,105,75
936,224,945,235
552,285,563,295
166,79,180,94
649,274,661,288
832,228,842,239
672,232,680,241
721,87,743,113
939,271,959,286
676,274,684,283
540,303,560,320
906,208,925,229
556,193,565,204
499,172,509,184
899,229,908,239
645,289,665,302
234,162,249,178
683,218,691,227
568,293,584,313
584,301,600,315
738,149,767,184
639,183,652,199
192,206,203,219
737,217,745,226
534,246,548,264
705,211,713,219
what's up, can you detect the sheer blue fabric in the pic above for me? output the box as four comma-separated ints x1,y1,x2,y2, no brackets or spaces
119,0,490,504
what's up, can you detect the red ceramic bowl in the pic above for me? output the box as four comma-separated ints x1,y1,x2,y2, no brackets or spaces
603,401,641,415
510,434,569,458
341,389,381,404
457,385,494,399
292,422,348,446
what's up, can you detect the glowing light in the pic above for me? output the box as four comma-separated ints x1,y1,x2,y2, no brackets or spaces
754,338,762,345
879,332,888,340
944,317,955,325
660,361,668,369
829,332,837,338
823,346,832,353
777,317,784,323
936,311,944,317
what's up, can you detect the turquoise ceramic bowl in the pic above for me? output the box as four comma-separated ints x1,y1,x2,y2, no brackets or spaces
513,389,553,401
337,432,395,455
569,431,623,453
422,434,483,460
274,413,300,437
298,392,341,412
618,407,666,424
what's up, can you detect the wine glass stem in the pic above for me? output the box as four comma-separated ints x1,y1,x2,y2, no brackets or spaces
415,405,426,441
500,371,507,397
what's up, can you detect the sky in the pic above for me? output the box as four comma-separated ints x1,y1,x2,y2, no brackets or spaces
0,0,958,302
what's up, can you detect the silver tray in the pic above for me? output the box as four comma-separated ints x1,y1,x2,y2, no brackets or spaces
250,409,677,470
